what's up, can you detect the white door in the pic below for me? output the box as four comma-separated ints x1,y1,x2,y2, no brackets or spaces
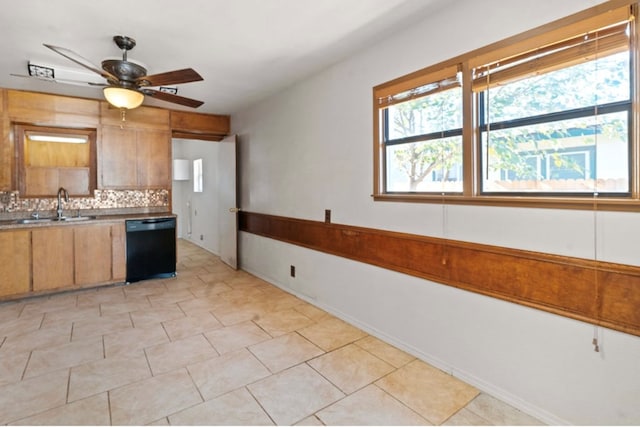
217,134,238,269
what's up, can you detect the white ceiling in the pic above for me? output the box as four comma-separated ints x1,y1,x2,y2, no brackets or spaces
0,0,451,115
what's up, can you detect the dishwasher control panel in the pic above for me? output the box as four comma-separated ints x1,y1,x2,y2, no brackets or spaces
126,217,176,232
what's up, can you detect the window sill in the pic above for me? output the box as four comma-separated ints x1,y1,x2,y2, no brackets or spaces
372,193,640,212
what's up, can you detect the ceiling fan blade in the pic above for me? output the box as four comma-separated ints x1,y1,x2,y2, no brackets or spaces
43,43,117,81
138,68,203,87
142,88,204,108
10,73,108,87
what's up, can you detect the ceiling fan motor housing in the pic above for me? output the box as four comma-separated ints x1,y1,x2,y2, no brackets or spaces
101,59,147,88
102,36,148,88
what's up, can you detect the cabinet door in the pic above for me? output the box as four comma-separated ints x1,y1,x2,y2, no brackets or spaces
111,223,126,281
0,89,11,191
7,90,100,128
136,129,171,187
99,125,137,188
170,110,230,140
32,227,74,291
75,224,112,285
100,103,170,130
0,230,31,297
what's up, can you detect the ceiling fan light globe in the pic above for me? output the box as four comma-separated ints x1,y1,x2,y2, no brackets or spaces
103,87,144,109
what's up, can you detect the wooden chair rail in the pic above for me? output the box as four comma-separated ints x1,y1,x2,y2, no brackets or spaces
239,211,640,337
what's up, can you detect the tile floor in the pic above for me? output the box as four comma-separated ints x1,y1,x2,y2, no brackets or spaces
0,239,545,425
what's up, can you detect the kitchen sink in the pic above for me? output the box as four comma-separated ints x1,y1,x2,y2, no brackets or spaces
15,216,97,224
15,218,55,224
59,216,97,222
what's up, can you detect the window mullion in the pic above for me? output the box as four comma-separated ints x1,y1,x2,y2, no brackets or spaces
385,129,463,147
480,101,631,133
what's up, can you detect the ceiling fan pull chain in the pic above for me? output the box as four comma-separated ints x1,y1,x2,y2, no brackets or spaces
120,108,127,127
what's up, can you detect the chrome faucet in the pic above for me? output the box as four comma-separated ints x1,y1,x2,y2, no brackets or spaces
56,187,69,219
31,199,42,219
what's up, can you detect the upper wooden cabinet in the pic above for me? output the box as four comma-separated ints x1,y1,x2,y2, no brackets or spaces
7,90,100,127
0,89,10,191
0,88,230,192
171,110,230,141
99,102,171,188
99,125,137,188
100,102,170,130
99,125,171,189
136,129,171,187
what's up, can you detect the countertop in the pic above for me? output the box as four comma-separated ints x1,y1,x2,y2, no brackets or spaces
0,212,176,230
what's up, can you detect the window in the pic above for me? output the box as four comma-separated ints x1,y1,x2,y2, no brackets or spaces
373,3,637,209
193,158,203,192
377,66,463,193
475,23,631,195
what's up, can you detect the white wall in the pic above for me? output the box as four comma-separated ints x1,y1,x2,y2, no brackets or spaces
232,0,640,424
172,138,220,254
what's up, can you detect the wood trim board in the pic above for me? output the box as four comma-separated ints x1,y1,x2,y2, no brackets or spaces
239,211,640,337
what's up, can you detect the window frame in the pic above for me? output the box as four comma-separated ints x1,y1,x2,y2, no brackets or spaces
14,124,98,197
372,0,640,211
382,83,464,194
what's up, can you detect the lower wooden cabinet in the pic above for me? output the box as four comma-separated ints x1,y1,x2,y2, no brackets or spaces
0,230,31,297
74,224,113,286
32,227,75,291
111,223,126,281
1,222,127,298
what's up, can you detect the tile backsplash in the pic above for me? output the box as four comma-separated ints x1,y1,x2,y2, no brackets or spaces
0,189,170,218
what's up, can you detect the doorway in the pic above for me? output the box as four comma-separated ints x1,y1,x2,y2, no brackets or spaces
172,136,238,268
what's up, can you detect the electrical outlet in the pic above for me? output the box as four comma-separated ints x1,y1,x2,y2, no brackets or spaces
290,265,296,277
325,209,331,223
200,234,204,241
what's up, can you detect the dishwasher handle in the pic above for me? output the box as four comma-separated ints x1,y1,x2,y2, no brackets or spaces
142,218,174,224
126,217,176,232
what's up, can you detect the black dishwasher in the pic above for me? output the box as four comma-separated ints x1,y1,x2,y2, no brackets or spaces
126,217,176,283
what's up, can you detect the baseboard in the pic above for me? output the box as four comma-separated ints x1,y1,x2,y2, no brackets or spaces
181,236,219,256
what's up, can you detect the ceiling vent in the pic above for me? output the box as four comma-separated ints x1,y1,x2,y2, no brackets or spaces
28,63,54,79
26,61,106,86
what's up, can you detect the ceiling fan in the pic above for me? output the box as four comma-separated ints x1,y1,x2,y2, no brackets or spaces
39,35,204,109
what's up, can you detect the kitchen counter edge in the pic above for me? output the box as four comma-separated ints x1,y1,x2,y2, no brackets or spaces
0,212,176,230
